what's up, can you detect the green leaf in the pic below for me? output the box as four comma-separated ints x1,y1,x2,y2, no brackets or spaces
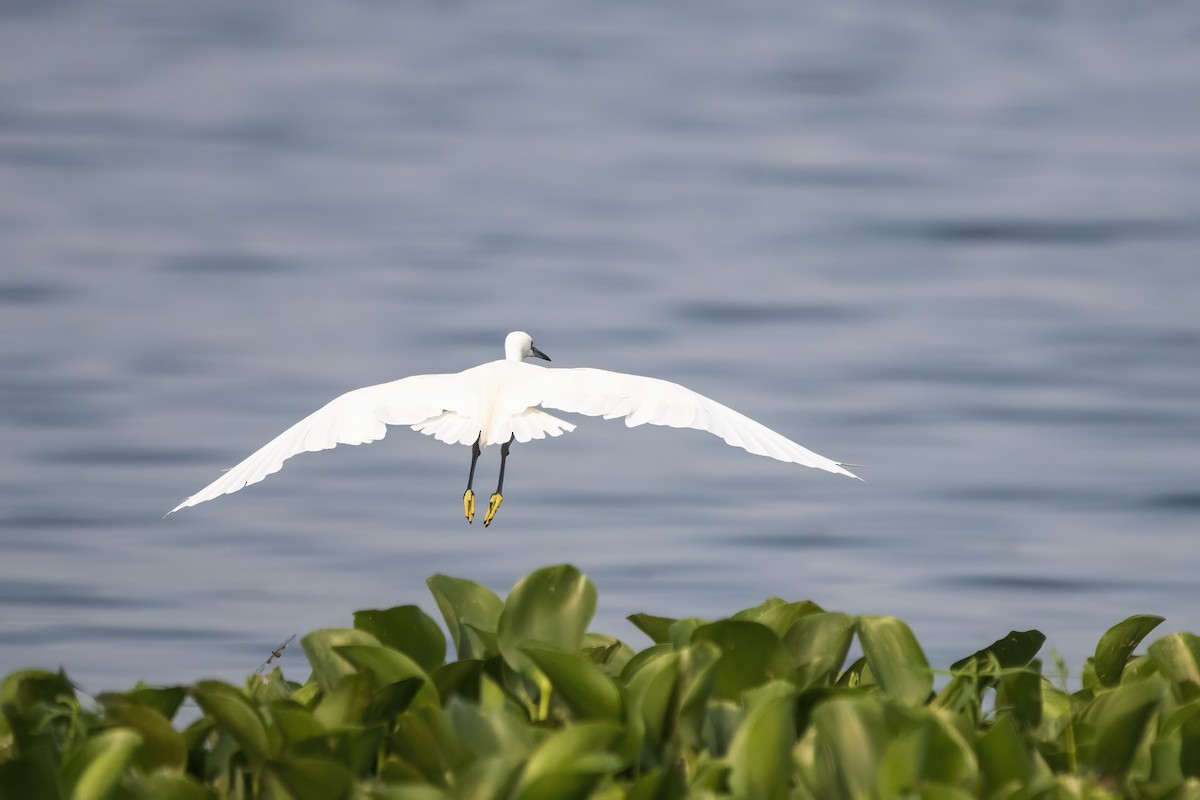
523,647,622,721
367,678,427,723
783,612,856,690
627,614,676,645
105,701,187,771
1149,632,1200,687
1094,615,1165,687
976,713,1043,795
691,620,796,701
427,575,504,660
268,699,327,747
754,600,824,639
727,681,795,800
67,728,142,800
994,659,1045,730
452,755,523,799
731,596,788,621
512,722,624,799
268,756,354,800
190,680,272,762
625,765,687,800
498,565,596,676
105,684,187,721
129,771,212,800
313,673,374,729
354,605,447,672
622,650,679,750
1078,677,1165,777
333,644,438,710
858,616,932,706
950,629,1046,676
300,628,384,692
808,694,887,800
876,706,977,791
432,659,484,703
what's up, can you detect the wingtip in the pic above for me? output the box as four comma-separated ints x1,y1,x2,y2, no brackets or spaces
836,462,865,482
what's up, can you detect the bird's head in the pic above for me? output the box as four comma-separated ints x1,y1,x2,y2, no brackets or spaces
505,331,551,363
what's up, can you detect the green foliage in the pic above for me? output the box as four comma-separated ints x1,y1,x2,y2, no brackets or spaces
2,565,1198,799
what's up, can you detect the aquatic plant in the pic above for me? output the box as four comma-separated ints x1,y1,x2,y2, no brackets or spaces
2,564,1197,799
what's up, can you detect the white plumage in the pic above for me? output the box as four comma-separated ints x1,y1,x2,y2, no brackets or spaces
169,331,859,521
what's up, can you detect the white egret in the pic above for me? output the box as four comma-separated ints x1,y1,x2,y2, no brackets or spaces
170,331,859,525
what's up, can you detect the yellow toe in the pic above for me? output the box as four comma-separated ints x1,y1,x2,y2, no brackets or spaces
483,493,503,527
463,489,475,523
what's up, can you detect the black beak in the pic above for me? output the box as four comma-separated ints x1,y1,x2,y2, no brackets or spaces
530,345,550,362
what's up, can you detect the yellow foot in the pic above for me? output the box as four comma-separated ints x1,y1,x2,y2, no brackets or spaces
483,493,503,527
463,489,475,524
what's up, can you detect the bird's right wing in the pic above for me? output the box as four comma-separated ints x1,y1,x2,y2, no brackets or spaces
530,367,860,478
168,373,473,514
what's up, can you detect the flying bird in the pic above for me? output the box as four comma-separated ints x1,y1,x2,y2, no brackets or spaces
170,331,859,526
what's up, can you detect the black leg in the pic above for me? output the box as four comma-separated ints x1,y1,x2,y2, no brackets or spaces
484,435,514,527
463,436,481,523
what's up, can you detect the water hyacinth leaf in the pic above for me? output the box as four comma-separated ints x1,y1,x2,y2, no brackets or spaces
622,650,679,750
367,678,427,723
313,672,374,730
390,712,459,786
427,574,504,659
354,605,447,672
731,596,788,622
627,613,676,645
667,617,707,649
512,722,624,799
950,630,1046,677
1095,615,1165,687
301,628,383,692
105,700,187,771
523,646,623,721
626,765,687,800
691,620,796,701
754,600,824,640
676,642,723,748
190,680,272,762
994,659,1044,730
269,699,327,746
727,681,795,800
66,728,142,800
976,714,1044,795
1,669,77,744
498,565,596,675
333,644,438,709
432,659,484,703
106,684,187,721
783,612,856,690
878,707,977,790
268,757,354,800
1148,632,1200,687
1079,677,1164,777
859,616,932,706
129,772,212,800
453,755,523,799
809,694,887,800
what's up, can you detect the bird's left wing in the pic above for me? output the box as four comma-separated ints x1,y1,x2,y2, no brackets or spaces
169,373,473,513
529,367,860,478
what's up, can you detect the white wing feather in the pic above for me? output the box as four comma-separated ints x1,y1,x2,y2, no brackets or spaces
168,373,472,514
530,367,860,478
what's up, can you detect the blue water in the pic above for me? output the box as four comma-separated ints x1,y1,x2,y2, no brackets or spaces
2,2,1199,693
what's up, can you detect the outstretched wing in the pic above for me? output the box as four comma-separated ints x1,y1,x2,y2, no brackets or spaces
168,373,474,514
530,367,860,478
